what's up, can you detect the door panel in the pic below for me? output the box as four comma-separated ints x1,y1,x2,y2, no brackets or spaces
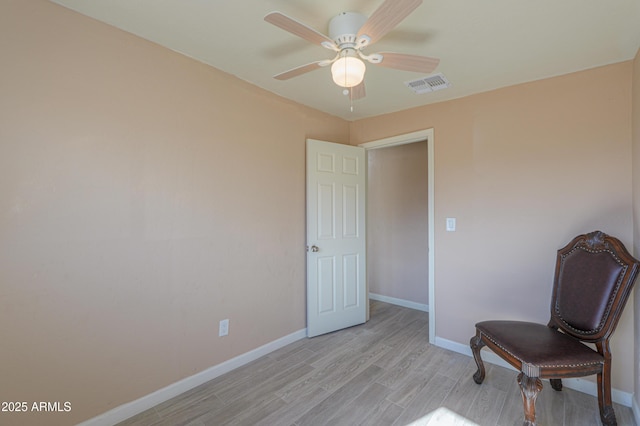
307,139,366,337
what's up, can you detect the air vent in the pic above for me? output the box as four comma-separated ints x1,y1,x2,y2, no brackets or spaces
405,73,451,94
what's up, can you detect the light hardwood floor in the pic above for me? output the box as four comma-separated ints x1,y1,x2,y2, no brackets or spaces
117,301,636,426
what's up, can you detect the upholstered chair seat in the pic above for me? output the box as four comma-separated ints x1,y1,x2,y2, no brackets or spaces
475,321,604,375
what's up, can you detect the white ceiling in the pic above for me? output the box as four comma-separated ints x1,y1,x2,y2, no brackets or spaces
50,0,640,121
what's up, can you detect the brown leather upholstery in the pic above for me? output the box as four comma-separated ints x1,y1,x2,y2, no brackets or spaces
476,321,603,371
551,247,628,341
469,231,639,426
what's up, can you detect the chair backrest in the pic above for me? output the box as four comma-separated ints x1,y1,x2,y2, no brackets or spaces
549,231,640,343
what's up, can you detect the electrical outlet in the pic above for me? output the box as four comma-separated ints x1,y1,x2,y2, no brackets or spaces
219,319,229,337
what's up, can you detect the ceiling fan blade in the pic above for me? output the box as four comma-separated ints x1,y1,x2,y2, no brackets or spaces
357,0,422,45
273,61,324,80
349,82,366,100
375,52,439,73
265,12,335,47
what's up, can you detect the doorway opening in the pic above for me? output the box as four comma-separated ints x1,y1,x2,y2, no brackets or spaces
359,129,435,343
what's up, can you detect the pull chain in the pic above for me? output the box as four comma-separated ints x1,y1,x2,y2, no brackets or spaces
350,87,354,112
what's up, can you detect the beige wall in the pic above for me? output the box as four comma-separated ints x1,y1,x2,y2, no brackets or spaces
632,47,640,414
367,142,429,304
0,1,349,425
351,62,636,394
3,1,639,424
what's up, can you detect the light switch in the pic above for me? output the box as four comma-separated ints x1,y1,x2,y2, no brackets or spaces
446,218,456,232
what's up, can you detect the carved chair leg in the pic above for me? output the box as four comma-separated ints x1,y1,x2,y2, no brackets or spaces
470,332,486,384
549,378,562,391
517,372,542,426
596,343,617,426
596,369,616,425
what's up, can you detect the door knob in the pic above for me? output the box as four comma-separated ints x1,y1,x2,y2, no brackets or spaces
309,245,319,252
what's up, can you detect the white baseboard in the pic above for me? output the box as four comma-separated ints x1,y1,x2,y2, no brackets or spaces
78,329,307,426
369,292,429,312
434,336,633,408
633,396,640,425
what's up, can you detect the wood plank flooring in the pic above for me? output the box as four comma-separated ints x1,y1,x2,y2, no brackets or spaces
117,301,637,426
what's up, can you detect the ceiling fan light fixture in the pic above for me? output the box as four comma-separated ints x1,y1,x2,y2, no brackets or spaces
331,56,365,88
266,0,441,100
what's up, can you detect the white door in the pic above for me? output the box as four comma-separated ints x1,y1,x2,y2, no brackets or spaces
306,139,367,337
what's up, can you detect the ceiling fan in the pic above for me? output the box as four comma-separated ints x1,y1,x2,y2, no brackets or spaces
264,0,439,100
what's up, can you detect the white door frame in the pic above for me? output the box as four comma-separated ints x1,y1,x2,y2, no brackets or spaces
359,128,435,344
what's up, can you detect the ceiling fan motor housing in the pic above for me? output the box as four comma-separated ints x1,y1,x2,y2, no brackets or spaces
329,12,367,47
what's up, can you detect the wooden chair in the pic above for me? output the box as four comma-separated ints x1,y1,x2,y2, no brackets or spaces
469,231,639,426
